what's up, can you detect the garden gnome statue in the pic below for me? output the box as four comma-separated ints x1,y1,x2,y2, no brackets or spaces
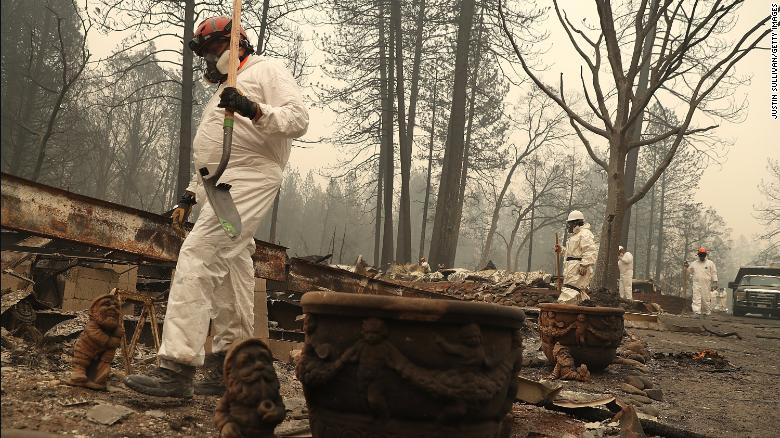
548,342,590,382
215,338,286,438
67,294,124,390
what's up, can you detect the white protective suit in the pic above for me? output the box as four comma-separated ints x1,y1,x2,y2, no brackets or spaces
558,223,598,303
687,258,718,315
158,56,308,369
618,251,634,300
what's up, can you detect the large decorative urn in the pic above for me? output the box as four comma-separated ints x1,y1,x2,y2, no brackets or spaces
538,303,624,371
296,291,526,438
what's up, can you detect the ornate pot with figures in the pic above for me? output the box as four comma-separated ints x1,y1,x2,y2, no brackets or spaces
538,303,625,371
296,291,526,438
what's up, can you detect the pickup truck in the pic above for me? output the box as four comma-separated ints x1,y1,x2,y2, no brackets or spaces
728,266,780,318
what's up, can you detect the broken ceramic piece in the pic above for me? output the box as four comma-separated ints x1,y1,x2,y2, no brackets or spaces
612,404,647,438
552,390,615,408
515,376,563,405
86,403,134,426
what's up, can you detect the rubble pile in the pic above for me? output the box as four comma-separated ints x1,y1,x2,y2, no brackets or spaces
444,284,558,307
382,267,559,307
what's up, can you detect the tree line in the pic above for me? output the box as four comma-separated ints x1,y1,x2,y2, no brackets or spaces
1,0,776,296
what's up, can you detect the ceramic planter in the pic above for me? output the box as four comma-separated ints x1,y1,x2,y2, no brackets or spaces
538,303,624,371
296,291,526,438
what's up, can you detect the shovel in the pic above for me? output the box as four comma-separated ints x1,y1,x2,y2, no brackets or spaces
199,0,244,239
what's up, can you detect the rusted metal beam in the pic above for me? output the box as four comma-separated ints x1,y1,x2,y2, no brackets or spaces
1,173,287,281
287,257,452,300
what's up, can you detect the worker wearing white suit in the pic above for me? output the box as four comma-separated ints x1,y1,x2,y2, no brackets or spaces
125,16,308,398
686,247,718,317
555,210,598,303
617,246,634,300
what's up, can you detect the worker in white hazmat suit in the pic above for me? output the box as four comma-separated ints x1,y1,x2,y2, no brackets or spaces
718,287,728,312
125,16,308,398
617,246,634,300
554,210,598,303
685,247,718,318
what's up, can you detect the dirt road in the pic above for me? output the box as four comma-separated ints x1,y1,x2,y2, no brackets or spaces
2,311,778,437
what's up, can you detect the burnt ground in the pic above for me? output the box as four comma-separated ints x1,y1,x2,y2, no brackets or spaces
637,313,780,437
1,311,778,438
520,312,780,438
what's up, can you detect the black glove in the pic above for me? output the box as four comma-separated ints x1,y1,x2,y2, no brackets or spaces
171,191,196,237
218,87,260,120
177,191,196,207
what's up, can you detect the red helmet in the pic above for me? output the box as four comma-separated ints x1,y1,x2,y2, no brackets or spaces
189,16,253,57
697,247,708,254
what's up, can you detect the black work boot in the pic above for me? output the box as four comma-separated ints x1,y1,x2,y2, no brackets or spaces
194,351,226,396
124,363,194,398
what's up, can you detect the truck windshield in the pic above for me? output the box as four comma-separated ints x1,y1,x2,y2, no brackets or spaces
741,276,780,287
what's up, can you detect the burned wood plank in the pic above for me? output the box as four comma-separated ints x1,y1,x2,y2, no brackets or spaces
1,173,287,281
287,257,450,299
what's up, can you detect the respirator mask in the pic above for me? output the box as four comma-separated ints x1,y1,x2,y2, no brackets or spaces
203,49,231,84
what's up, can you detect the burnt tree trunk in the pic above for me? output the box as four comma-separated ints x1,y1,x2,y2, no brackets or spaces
479,158,521,267
644,154,658,278
256,0,271,54
407,0,427,260
428,0,476,268
405,0,426,148
374,133,384,267
632,208,639,260
8,77,38,174
338,225,347,264
620,0,659,246
590,136,627,292
391,0,412,263
176,0,195,196
653,171,666,283
31,16,87,181
378,0,395,268
526,163,537,272
513,227,534,273
30,87,67,181
121,103,143,205
457,6,484,219
418,68,437,260
506,209,524,271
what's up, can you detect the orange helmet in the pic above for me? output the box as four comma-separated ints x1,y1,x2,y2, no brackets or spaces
697,247,708,254
189,16,253,57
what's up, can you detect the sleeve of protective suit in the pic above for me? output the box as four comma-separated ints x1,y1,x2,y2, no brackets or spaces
579,230,598,267
710,261,718,282
619,253,633,266
253,61,309,139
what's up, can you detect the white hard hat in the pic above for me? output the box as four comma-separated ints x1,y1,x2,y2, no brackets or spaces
567,210,585,222
619,245,624,251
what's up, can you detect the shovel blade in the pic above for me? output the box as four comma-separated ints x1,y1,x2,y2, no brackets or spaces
202,178,242,238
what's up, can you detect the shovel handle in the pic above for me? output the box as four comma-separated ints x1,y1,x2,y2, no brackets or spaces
205,0,242,183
